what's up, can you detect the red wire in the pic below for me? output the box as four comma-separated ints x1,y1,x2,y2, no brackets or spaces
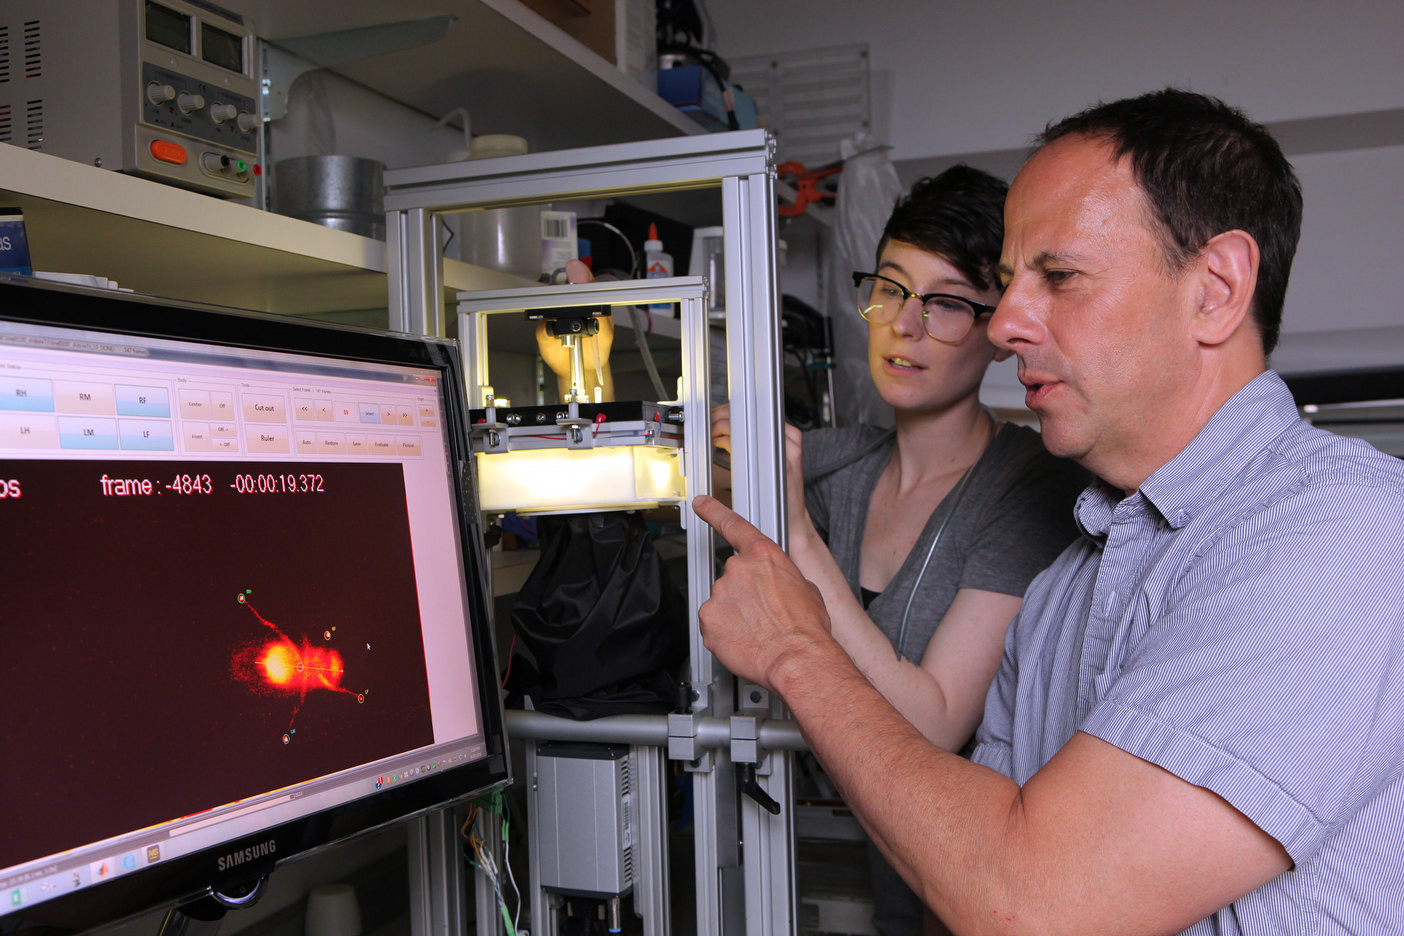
501,633,517,688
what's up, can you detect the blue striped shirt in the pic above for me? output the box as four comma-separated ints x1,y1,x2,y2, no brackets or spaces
971,370,1404,933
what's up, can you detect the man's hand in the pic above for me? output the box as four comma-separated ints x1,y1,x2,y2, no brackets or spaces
693,494,832,690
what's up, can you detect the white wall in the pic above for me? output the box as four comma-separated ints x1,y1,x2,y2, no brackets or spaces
271,71,469,172
709,0,1403,160
1284,143,1404,337
710,0,1404,381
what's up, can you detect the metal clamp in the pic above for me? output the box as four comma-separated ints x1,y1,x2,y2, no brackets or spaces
667,711,714,771
729,714,761,765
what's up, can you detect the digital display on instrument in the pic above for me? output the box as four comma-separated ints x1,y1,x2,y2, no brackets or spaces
201,22,243,74
145,1,192,55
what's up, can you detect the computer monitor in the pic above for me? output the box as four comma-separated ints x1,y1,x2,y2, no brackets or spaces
0,277,509,932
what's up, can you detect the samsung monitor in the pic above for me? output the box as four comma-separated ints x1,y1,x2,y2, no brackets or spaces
0,276,509,933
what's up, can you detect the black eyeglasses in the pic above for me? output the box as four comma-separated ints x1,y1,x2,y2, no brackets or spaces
852,272,997,343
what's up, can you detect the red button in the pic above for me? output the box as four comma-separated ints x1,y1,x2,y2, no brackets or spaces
149,140,187,165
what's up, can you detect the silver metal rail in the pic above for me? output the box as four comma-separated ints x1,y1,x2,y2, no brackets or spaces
505,709,808,751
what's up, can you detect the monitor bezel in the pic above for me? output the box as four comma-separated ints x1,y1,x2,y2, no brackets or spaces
0,276,510,933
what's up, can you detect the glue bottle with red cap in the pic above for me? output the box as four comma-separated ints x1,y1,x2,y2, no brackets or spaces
643,223,674,314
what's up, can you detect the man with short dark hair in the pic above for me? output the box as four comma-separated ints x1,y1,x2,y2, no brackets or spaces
693,89,1404,933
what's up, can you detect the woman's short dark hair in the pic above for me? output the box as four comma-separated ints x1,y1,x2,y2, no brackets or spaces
876,164,1009,293
1037,88,1302,354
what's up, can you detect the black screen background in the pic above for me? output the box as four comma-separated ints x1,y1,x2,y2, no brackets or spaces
0,458,437,870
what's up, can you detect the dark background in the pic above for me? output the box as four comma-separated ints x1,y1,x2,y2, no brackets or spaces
0,459,436,870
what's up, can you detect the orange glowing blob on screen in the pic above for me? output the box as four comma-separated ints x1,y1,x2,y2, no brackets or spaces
261,643,296,685
255,637,347,692
231,592,367,744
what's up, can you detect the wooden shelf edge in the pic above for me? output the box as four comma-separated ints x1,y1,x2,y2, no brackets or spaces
0,143,385,273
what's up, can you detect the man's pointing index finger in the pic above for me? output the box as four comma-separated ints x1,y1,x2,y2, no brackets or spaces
692,494,774,553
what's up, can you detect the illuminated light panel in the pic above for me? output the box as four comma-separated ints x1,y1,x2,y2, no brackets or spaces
475,445,684,514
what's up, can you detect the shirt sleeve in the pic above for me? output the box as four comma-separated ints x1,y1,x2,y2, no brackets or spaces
958,443,1087,597
1079,479,1404,863
969,630,1018,777
800,427,833,540
802,426,877,543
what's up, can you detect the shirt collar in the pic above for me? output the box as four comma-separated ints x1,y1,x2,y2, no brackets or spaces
1138,370,1301,529
1073,371,1301,537
1073,480,1122,540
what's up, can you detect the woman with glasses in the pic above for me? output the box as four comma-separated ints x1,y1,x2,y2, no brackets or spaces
717,165,1086,936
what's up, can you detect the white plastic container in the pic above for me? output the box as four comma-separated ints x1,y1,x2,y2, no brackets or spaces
459,134,542,280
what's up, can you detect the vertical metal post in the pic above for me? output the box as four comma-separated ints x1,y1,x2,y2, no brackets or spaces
388,206,444,336
631,746,672,936
408,809,469,936
721,170,796,936
459,310,491,407
393,209,468,936
677,287,742,936
474,809,507,936
524,742,556,936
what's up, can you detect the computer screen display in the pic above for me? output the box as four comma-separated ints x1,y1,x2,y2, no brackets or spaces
0,278,508,931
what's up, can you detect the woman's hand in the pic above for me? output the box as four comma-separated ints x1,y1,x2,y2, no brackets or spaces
709,403,733,505
783,422,820,550
712,403,817,547
710,402,733,454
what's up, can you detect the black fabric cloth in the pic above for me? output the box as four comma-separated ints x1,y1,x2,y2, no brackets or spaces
509,511,687,719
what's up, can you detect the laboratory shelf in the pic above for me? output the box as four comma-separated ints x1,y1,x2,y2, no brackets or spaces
240,0,702,152
0,143,528,317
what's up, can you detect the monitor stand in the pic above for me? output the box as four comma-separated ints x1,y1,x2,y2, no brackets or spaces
147,813,472,936
158,876,267,936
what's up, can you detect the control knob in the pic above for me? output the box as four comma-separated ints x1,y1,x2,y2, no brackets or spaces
210,103,237,124
146,82,176,106
177,92,206,114
235,111,259,133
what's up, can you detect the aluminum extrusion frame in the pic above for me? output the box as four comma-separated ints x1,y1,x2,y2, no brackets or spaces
386,129,792,936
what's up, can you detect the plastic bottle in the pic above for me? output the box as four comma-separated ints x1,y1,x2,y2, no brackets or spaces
643,223,674,314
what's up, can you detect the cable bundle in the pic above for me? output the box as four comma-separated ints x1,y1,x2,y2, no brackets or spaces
462,791,523,936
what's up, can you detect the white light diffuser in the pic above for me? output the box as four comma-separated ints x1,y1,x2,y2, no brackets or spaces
475,446,684,514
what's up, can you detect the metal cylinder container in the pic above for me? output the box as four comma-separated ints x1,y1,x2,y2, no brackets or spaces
272,155,386,240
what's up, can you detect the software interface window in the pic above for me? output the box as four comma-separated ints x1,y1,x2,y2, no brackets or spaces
0,314,487,914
